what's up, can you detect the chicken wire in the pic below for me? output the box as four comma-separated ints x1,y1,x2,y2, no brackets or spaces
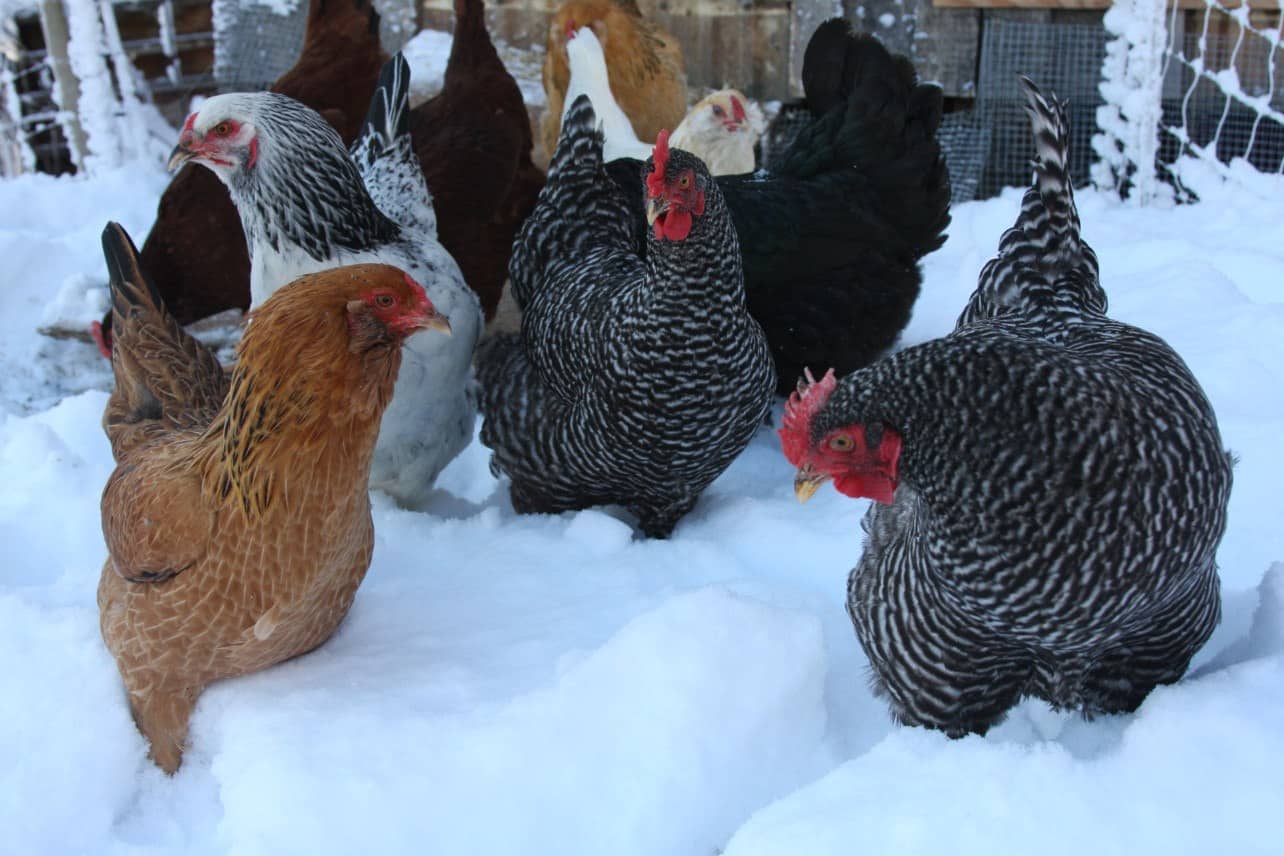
937,110,989,204
972,18,1108,199
1159,3,1284,185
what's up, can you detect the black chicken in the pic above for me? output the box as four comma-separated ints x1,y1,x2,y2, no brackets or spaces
602,19,951,395
477,96,776,538
781,78,1232,736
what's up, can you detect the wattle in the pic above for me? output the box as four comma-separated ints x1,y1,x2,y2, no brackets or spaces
835,471,898,504
654,209,693,241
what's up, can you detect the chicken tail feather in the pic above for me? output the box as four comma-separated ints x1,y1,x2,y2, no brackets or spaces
101,222,229,460
1017,75,1081,254
104,222,166,331
355,51,411,158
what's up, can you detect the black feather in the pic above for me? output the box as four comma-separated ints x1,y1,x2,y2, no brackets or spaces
812,79,1230,736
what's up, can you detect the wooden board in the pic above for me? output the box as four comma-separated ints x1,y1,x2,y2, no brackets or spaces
933,0,1277,9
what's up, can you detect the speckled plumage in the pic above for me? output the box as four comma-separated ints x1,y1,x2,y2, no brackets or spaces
801,79,1232,735
96,223,428,772
183,57,482,509
479,96,775,538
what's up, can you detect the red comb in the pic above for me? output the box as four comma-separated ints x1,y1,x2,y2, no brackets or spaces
730,95,747,124
647,129,671,197
564,18,577,40
779,368,838,466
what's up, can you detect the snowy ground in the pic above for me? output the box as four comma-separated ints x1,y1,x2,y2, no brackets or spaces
2,154,1283,855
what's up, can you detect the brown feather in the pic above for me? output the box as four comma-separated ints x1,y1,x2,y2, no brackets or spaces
98,235,422,773
540,0,688,160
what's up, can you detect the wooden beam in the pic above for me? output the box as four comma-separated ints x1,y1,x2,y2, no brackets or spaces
36,0,88,169
933,0,1277,8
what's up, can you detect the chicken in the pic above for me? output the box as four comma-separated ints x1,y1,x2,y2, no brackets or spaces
412,0,545,320
669,89,765,176
96,222,450,773
91,0,388,356
168,54,483,509
561,29,761,176
780,79,1232,736
477,96,775,538
581,19,952,395
540,0,687,164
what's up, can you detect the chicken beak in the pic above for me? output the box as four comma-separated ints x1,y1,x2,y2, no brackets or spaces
167,141,195,171
646,195,668,226
418,310,452,337
794,465,827,503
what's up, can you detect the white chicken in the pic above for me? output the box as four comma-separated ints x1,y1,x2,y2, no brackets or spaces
168,54,483,509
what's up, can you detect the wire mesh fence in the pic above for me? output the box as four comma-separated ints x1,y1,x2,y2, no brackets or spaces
969,17,1109,200
212,0,417,92
1159,2,1284,188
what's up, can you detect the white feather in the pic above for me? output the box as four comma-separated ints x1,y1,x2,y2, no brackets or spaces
562,28,654,163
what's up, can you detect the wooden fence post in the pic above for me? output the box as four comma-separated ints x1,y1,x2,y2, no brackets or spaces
37,0,88,170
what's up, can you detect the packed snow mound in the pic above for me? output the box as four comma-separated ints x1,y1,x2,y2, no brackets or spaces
205,588,828,855
724,566,1284,856
1,157,1283,854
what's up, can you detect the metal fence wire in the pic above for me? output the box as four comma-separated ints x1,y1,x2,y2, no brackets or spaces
1159,2,1284,185
972,17,1109,199
211,0,309,92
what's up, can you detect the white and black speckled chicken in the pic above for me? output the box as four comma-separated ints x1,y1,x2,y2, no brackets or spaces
575,19,951,395
168,54,482,509
781,78,1233,736
477,95,776,538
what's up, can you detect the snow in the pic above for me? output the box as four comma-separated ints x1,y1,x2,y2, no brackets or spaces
1092,0,1170,202
2,153,1284,853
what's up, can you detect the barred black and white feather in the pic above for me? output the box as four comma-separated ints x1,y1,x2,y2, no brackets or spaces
349,53,438,240
803,78,1232,735
180,56,482,509
588,20,952,395
479,94,776,538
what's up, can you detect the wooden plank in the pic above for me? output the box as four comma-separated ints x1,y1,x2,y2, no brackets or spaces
911,2,981,97
934,0,1277,9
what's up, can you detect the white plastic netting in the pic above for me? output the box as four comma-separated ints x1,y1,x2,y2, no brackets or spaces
1095,0,1284,201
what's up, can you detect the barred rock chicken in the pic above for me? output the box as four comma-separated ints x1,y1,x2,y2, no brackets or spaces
96,222,449,773
781,79,1232,736
169,55,483,508
477,96,775,538
540,0,687,164
91,0,388,355
584,19,951,395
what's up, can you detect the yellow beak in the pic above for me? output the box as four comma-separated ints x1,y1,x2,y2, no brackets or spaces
646,196,667,226
419,311,452,336
794,465,827,503
167,143,195,171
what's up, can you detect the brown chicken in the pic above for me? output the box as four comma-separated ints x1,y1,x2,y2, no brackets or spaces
93,0,538,350
540,0,687,163
91,0,388,355
415,0,545,319
96,222,450,773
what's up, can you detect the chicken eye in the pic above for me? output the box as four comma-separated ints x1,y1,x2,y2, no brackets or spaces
374,294,395,308
711,105,725,118
679,174,690,189
214,121,231,137
829,435,855,452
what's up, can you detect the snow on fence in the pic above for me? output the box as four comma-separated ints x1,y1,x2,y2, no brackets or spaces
1095,0,1284,201
0,57,36,176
